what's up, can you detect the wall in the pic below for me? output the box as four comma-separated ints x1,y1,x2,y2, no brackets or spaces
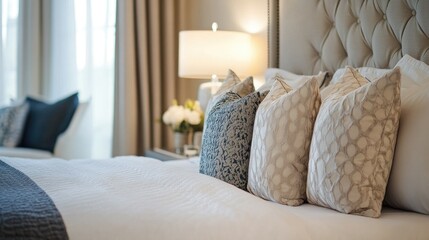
178,0,268,103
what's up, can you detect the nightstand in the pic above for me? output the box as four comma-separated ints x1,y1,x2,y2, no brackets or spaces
144,148,189,161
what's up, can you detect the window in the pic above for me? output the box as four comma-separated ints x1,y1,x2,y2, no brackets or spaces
0,0,116,158
0,0,19,106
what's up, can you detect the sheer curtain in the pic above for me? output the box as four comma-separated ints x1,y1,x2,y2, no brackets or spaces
74,0,116,158
50,0,116,158
44,0,78,100
0,0,19,106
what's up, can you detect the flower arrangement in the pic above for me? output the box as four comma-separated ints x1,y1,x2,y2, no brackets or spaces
162,99,204,133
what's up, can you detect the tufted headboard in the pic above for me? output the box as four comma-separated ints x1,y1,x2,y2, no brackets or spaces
268,0,429,75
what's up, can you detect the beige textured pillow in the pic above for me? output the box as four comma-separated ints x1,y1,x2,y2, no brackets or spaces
320,67,369,101
307,67,401,218
326,56,429,215
331,67,390,85
205,69,254,117
258,69,328,92
202,69,255,144
205,69,240,116
248,76,321,206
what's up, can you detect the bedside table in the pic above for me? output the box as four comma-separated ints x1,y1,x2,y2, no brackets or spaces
144,148,189,161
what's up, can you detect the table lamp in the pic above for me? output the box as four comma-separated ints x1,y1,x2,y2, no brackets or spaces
178,23,252,111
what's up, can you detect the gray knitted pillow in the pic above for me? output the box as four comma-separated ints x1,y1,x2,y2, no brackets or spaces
0,102,29,147
200,91,264,190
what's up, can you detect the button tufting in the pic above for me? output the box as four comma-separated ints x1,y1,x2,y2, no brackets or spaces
412,10,416,16
357,19,360,24
383,15,387,20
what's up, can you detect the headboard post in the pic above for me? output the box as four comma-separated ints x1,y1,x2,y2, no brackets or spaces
268,0,279,68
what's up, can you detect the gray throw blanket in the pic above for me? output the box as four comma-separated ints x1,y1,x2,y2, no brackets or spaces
0,160,68,239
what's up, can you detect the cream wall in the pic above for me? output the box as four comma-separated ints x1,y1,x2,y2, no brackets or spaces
178,0,268,103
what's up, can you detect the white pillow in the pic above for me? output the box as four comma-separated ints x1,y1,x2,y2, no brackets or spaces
258,68,327,92
384,55,429,215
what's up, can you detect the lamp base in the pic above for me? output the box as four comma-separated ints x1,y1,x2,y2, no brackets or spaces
198,81,222,111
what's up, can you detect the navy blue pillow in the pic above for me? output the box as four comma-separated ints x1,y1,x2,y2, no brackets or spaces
19,93,79,152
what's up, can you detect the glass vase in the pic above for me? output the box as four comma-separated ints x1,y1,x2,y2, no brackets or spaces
174,132,187,154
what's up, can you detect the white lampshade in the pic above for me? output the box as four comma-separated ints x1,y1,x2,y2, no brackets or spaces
178,30,252,79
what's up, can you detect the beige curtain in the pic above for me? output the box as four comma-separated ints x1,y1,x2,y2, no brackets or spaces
113,0,181,156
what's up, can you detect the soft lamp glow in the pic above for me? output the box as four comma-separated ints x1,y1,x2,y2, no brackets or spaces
178,24,252,111
178,29,252,79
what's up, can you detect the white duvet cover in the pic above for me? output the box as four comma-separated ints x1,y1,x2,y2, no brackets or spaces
3,156,429,240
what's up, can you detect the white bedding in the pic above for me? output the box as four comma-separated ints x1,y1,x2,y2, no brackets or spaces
3,156,429,240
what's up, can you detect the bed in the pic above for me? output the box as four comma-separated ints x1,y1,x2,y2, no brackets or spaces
2,156,429,240
2,0,429,239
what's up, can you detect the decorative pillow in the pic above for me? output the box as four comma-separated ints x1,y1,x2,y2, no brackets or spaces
384,55,429,215
320,67,369,101
202,70,255,142
19,93,79,152
204,69,254,117
0,102,29,147
258,68,328,92
200,91,265,190
307,67,401,218
328,56,429,215
248,76,321,206
331,67,390,85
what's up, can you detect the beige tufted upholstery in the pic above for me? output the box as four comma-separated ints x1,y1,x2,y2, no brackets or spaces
270,0,429,74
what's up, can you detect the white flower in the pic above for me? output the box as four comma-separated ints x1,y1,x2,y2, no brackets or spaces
162,105,185,125
185,109,201,125
162,99,204,132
